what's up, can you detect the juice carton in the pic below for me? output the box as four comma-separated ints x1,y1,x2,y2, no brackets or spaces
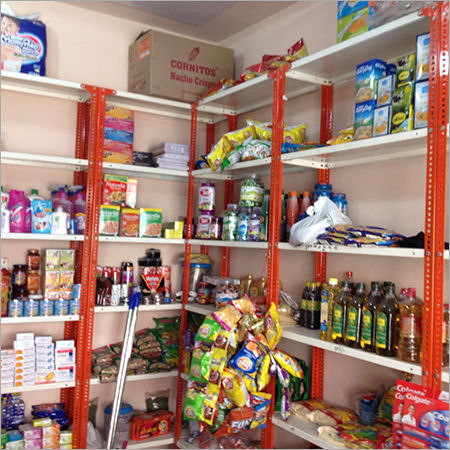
373,105,391,137
416,33,430,82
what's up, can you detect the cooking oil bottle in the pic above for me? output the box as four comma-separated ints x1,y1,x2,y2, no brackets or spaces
300,282,311,327
345,282,366,348
398,288,422,363
307,282,321,329
375,283,399,357
323,278,340,341
360,282,382,352
332,281,352,344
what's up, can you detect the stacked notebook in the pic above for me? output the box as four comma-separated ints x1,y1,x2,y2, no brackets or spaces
151,143,190,171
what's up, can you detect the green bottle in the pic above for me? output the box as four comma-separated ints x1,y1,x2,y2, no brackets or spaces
259,190,270,241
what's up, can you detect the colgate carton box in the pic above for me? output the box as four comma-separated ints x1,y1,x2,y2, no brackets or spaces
394,380,449,449
128,29,234,102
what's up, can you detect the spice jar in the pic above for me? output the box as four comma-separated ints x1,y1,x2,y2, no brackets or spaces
198,182,215,212
209,217,222,240
27,249,40,271
26,271,40,294
196,211,214,239
12,265,27,288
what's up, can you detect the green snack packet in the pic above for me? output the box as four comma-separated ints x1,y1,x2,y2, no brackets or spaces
196,316,223,344
189,346,211,383
154,316,179,332
184,388,205,421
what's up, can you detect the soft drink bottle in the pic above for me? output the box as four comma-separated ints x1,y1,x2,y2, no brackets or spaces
300,282,311,327
307,282,321,329
286,190,299,241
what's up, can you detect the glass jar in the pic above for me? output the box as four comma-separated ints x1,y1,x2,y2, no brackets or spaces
249,207,261,242
237,207,251,242
239,174,264,207
196,211,213,239
222,204,239,241
26,270,40,294
12,265,27,288
27,249,40,271
198,182,215,212
209,217,222,240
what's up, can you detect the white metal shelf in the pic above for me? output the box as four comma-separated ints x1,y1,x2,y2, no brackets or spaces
99,236,185,244
177,439,198,449
278,242,450,260
90,370,178,385
180,372,189,382
1,381,75,394
102,161,188,181
1,70,218,124
196,12,427,117
94,304,181,313
189,239,268,249
185,303,215,316
128,433,176,449
272,412,345,449
282,326,450,383
2,232,84,241
1,315,79,324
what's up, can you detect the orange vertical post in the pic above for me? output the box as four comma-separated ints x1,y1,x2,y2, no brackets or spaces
420,2,449,390
72,86,113,449
220,115,237,276
174,104,198,445
60,101,88,415
262,66,288,450
311,84,333,400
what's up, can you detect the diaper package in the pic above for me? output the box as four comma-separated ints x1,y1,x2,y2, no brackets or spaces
1,13,46,76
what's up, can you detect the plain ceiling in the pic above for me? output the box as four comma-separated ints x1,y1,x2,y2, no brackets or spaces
69,1,295,42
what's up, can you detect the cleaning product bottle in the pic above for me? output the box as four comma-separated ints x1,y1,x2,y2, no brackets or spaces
375,283,399,357
332,281,352,344
73,188,86,235
27,189,44,233
51,206,70,235
259,190,270,241
398,288,422,363
360,282,382,352
1,186,9,205
53,187,73,218
7,190,28,233
345,282,366,348
286,190,299,241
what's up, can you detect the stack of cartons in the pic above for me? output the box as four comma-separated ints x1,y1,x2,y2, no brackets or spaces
1,349,15,389
35,336,55,384
13,333,35,387
55,341,75,382
103,105,134,165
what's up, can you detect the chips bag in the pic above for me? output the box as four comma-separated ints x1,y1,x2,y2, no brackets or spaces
197,316,223,344
264,303,282,349
228,338,264,379
184,387,205,421
250,392,272,429
273,349,303,379
256,353,271,391
376,385,395,425
222,368,250,407
212,306,241,331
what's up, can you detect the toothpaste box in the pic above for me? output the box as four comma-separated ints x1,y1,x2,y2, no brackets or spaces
376,75,395,106
416,33,430,82
414,80,428,129
354,100,376,140
55,364,75,382
31,200,52,233
355,59,387,103
373,105,391,137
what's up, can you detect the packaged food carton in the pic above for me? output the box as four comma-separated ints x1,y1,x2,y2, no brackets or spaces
120,208,140,237
59,249,75,270
44,249,60,270
376,75,395,106
395,53,416,86
414,80,428,129
354,100,376,140
103,140,133,165
139,208,162,237
373,105,391,137
391,82,414,133
337,6,374,43
355,59,387,103
128,29,234,102
1,14,46,75
416,33,430,82
99,205,120,236
126,179,137,208
337,1,372,19
103,174,128,206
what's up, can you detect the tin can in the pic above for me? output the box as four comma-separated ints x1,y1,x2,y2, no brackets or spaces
39,299,54,316
23,299,39,317
54,299,69,315
69,299,80,315
8,299,23,317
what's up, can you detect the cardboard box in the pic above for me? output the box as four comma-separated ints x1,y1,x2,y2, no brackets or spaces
414,80,428,129
354,100,376,140
391,82,414,133
337,6,374,43
373,105,391,137
355,59,387,103
128,29,234,102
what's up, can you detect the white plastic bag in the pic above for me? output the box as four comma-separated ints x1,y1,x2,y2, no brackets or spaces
87,421,104,449
289,197,352,246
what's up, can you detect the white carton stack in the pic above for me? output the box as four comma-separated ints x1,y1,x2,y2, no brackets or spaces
152,142,189,171
35,336,55,384
14,333,35,387
1,349,15,389
55,340,75,382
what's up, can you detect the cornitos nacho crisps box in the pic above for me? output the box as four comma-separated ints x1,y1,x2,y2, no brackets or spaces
1,13,46,75
128,29,234,102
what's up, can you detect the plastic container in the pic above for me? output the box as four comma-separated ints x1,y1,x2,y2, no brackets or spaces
104,403,133,448
360,282,382,352
331,193,348,216
249,207,261,241
196,211,213,239
320,277,340,341
239,174,264,207
313,183,333,203
398,288,422,363
222,204,239,241
53,188,73,218
237,207,250,241
1,203,10,234
286,190,299,240
198,182,215,212
345,282,366,348
51,207,70,235
299,190,312,215
1,258,11,317
8,190,29,233
73,190,86,235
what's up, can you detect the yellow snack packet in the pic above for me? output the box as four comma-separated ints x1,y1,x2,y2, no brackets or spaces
206,136,232,172
222,367,250,407
256,353,271,391
273,349,303,378
224,125,256,149
264,303,282,349
284,124,307,144
254,124,272,141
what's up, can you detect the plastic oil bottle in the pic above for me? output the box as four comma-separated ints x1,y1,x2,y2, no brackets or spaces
332,281,352,344
300,282,311,327
375,283,399,357
398,288,422,363
320,278,340,341
307,282,321,329
286,190,299,241
345,282,366,348
360,282,382,352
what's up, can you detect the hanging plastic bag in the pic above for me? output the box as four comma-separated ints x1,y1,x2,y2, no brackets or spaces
289,197,352,246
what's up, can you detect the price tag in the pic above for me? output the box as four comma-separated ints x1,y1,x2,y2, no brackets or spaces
334,345,346,354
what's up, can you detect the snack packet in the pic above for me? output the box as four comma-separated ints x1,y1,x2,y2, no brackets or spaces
273,349,303,379
197,316,223,344
222,368,250,407
228,338,264,379
264,303,282,349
